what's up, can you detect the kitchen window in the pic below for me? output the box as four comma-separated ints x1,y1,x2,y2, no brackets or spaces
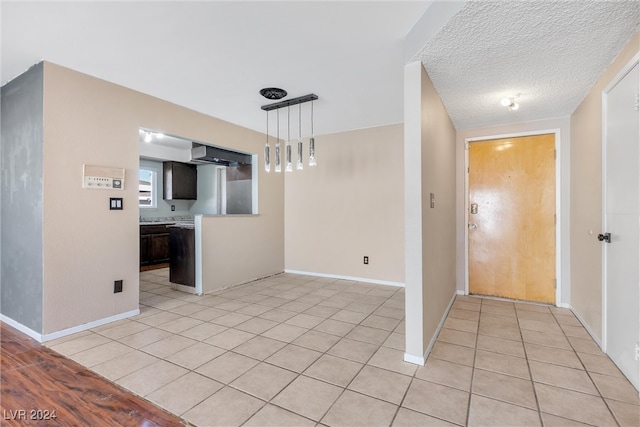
139,168,157,209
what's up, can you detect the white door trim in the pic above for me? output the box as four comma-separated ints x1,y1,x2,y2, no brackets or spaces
464,129,562,306
600,52,640,355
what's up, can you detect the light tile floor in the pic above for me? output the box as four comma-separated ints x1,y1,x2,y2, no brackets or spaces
45,269,640,426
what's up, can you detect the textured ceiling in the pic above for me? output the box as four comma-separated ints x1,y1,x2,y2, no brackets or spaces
414,0,640,130
2,1,639,136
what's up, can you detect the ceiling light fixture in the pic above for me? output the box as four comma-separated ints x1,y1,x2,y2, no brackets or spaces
285,106,293,172
297,104,303,170
260,90,318,173
501,94,521,111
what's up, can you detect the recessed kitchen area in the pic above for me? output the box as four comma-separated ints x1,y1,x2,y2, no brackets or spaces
139,129,258,295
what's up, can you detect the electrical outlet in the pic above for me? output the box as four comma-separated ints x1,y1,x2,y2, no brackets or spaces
114,280,123,293
171,205,176,211
364,256,369,265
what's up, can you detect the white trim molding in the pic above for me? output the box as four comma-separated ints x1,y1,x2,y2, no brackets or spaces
284,269,405,288
404,290,458,366
1,309,140,343
403,352,426,366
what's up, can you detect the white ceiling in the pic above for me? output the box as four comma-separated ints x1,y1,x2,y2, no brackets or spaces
2,1,639,138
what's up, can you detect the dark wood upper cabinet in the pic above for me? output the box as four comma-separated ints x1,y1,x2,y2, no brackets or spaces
163,161,197,200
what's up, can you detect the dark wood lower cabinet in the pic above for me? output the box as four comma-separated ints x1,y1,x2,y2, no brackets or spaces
169,226,195,287
140,225,171,266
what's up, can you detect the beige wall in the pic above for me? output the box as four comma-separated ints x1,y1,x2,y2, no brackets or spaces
570,32,639,341
284,124,404,284
404,61,457,363
200,215,283,293
456,117,571,305
42,62,283,334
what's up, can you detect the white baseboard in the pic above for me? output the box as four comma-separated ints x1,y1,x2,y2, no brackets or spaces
569,305,603,349
284,269,405,287
404,289,458,366
403,352,426,365
1,309,140,343
0,315,43,342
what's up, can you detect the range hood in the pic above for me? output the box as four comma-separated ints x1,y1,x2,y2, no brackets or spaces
190,143,252,166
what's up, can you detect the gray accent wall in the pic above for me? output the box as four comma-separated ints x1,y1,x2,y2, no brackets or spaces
1,62,44,333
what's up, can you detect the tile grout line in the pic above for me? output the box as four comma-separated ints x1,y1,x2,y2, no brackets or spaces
464,296,483,427
554,310,623,427
515,301,545,427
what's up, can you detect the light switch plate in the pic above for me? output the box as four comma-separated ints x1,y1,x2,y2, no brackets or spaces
110,198,123,210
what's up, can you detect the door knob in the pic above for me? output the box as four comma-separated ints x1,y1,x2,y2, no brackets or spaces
598,233,611,243
468,223,477,230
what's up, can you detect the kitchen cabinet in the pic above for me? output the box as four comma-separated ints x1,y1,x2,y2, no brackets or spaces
140,224,171,266
169,225,195,287
163,161,197,200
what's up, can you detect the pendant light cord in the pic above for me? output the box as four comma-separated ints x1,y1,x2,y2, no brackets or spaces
299,104,302,141
311,101,314,137
287,106,290,143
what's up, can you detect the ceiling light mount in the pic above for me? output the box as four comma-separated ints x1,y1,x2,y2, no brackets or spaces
260,87,287,100
261,93,318,111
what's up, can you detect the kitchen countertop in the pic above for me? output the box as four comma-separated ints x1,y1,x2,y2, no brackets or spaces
140,221,176,226
140,216,194,226
167,222,195,229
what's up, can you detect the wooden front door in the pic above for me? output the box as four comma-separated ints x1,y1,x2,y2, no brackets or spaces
468,134,556,303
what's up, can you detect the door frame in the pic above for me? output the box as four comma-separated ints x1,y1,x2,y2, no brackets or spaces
601,53,639,358
464,129,562,306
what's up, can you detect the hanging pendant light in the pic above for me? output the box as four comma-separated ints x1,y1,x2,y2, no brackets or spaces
264,110,271,173
309,100,317,166
275,108,282,173
297,104,304,170
260,90,318,172
285,106,293,172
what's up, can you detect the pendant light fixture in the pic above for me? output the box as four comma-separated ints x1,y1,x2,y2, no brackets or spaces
297,104,304,170
285,106,293,172
275,108,281,173
309,100,317,167
260,90,318,173
264,110,270,172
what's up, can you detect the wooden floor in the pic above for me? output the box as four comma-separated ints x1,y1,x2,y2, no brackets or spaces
0,322,184,426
